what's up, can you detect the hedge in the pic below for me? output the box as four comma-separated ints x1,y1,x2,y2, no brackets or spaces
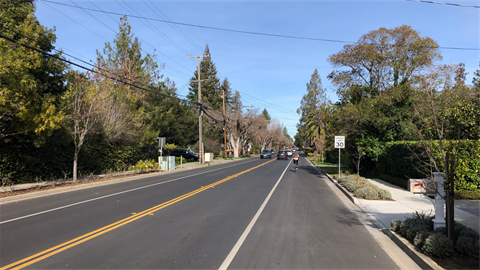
454,190,480,200
0,139,157,184
379,174,409,190
377,140,480,191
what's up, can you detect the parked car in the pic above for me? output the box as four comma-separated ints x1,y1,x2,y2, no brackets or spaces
260,149,272,159
170,149,199,161
277,150,287,160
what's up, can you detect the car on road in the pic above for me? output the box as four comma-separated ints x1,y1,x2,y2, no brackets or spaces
286,150,293,157
260,149,272,159
170,149,199,161
277,150,287,160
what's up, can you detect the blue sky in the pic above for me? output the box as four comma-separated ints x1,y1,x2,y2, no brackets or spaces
34,0,479,139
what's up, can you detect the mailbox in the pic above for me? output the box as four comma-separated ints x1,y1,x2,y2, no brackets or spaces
409,178,436,195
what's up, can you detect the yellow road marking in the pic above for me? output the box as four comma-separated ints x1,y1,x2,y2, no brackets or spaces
1,159,276,270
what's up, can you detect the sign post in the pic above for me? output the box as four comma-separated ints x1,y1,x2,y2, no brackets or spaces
335,136,345,179
158,137,166,167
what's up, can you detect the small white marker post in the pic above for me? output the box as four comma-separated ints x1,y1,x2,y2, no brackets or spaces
335,136,345,179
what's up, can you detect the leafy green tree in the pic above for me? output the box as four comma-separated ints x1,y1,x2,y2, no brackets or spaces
0,0,67,145
328,25,441,103
473,62,480,90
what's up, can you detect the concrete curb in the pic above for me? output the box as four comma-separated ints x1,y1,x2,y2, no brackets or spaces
306,157,443,270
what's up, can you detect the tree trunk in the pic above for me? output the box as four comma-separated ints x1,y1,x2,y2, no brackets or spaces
73,150,79,182
234,138,241,158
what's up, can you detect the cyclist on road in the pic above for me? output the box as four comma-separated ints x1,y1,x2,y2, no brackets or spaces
293,152,299,169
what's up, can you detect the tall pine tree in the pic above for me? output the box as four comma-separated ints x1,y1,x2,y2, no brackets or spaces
187,45,227,110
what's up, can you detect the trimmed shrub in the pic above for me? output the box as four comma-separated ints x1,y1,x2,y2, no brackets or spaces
458,226,480,241
422,233,455,258
399,218,429,238
354,186,378,200
455,236,480,257
337,176,351,184
175,157,186,164
343,179,357,193
454,190,480,200
390,220,402,232
414,231,433,248
433,226,447,235
378,189,392,200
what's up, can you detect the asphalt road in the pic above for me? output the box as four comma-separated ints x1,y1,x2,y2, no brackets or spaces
0,155,400,269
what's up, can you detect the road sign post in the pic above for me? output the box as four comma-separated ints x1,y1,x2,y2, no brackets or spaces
335,136,345,179
158,137,166,167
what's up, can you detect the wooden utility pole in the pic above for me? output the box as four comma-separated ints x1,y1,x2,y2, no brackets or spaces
223,90,227,159
188,54,209,164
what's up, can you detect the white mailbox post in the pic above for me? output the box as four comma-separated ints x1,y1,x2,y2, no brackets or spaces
335,136,345,178
433,172,446,229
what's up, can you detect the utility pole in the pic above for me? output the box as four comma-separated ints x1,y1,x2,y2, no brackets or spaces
223,90,227,159
188,53,210,164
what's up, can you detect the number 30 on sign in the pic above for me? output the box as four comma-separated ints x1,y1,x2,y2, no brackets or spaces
335,136,345,149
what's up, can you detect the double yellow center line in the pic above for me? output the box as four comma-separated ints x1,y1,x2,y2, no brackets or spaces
1,159,276,270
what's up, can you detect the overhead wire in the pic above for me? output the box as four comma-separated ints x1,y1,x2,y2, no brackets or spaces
144,0,203,52
0,33,196,106
40,0,480,51
42,0,192,81
405,0,479,8
115,0,193,57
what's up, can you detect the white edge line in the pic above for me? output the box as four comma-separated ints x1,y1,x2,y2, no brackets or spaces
218,158,293,270
0,159,259,225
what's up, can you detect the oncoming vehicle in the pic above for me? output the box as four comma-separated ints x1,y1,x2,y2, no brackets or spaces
260,149,272,159
170,149,199,161
277,150,287,160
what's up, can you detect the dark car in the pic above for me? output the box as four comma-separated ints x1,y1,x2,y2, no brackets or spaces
277,150,287,160
260,149,272,159
170,149,199,161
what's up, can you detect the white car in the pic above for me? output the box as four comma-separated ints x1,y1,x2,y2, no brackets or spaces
286,150,293,157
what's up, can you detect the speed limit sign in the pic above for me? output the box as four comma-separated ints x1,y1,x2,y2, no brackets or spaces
335,136,345,149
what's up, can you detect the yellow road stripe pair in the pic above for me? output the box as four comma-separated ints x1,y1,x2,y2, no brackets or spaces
1,159,276,270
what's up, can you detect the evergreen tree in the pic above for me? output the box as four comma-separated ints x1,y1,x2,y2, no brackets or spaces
187,45,224,110
262,108,271,121
296,69,327,146
231,91,243,113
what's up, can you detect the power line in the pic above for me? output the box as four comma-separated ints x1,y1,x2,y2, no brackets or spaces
406,0,480,8
235,90,299,115
40,0,480,51
143,0,203,52
115,0,192,57
0,33,196,106
42,1,191,81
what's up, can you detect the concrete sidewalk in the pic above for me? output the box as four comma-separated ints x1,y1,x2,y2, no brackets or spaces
0,157,256,194
359,178,480,233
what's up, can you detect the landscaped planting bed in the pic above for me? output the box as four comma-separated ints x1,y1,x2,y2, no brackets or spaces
390,212,479,269
337,175,392,200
